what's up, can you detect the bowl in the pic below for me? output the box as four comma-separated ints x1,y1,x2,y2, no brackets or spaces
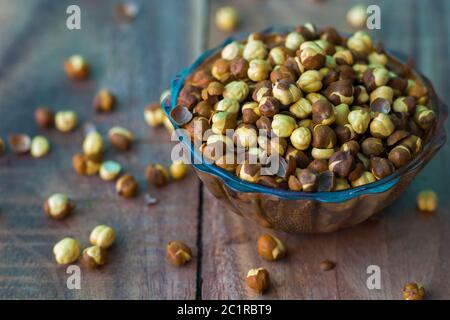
163,27,448,234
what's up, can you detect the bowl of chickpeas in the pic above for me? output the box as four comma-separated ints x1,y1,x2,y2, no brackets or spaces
164,25,447,234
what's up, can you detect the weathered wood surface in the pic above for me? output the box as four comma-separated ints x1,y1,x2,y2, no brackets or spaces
0,0,449,300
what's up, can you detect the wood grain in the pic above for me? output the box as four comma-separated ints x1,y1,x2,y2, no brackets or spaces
201,0,450,300
0,0,207,299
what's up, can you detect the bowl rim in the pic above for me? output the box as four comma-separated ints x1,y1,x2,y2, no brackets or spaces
164,26,448,202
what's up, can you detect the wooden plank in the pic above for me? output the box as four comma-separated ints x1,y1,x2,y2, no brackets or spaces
378,0,450,300
0,0,207,299
201,0,450,299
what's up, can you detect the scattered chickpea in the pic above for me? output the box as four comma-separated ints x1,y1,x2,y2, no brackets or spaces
44,193,75,219
90,225,116,249
81,245,107,268
93,89,115,113
108,126,134,151
64,54,90,80
99,160,122,181
166,241,192,267
53,237,81,265
319,259,336,271
30,135,50,158
115,2,139,22
246,268,270,294
0,137,4,156
8,133,31,154
402,283,425,300
55,110,78,132
82,131,104,161
145,163,169,187
72,153,101,176
257,234,286,261
144,102,166,127
215,6,239,32
347,4,367,29
169,160,188,180
34,107,54,128
417,190,438,212
116,174,138,198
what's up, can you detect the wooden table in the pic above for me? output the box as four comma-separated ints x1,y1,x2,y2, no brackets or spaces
0,0,449,299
